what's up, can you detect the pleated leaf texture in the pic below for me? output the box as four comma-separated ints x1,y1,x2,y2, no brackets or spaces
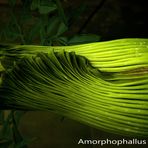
0,38,148,137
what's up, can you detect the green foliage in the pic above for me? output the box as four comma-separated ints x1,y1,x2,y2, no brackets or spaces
31,0,57,14
0,111,27,148
0,0,100,45
0,44,148,136
0,0,101,147
68,34,101,45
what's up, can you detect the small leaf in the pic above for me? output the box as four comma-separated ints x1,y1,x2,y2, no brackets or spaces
47,17,60,37
68,34,101,45
47,17,68,38
40,26,46,45
31,0,40,10
55,0,67,25
39,4,57,14
27,20,42,43
56,22,68,36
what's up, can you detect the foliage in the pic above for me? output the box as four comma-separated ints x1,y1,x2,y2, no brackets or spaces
0,0,100,147
0,0,100,45
1,39,148,138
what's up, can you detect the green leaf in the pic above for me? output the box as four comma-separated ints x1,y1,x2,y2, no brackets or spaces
68,34,101,45
47,17,67,38
56,22,68,36
0,112,13,139
31,0,40,10
56,36,68,45
11,111,27,148
27,20,42,43
47,17,60,37
40,26,46,45
13,111,26,126
39,4,57,14
54,0,67,25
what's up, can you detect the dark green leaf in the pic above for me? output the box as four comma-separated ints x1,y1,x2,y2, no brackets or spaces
11,111,27,148
40,26,46,45
47,17,60,37
56,22,68,36
56,36,68,45
47,17,67,38
54,0,67,25
68,34,101,45
0,112,13,139
31,0,40,10
39,4,57,14
27,20,42,43
13,111,26,126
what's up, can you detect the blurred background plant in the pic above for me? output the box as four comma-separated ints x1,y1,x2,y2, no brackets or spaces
0,0,101,46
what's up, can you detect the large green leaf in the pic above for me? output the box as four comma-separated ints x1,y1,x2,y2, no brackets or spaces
1,39,148,137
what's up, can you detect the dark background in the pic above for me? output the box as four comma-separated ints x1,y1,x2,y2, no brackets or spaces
0,0,148,41
61,0,148,40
